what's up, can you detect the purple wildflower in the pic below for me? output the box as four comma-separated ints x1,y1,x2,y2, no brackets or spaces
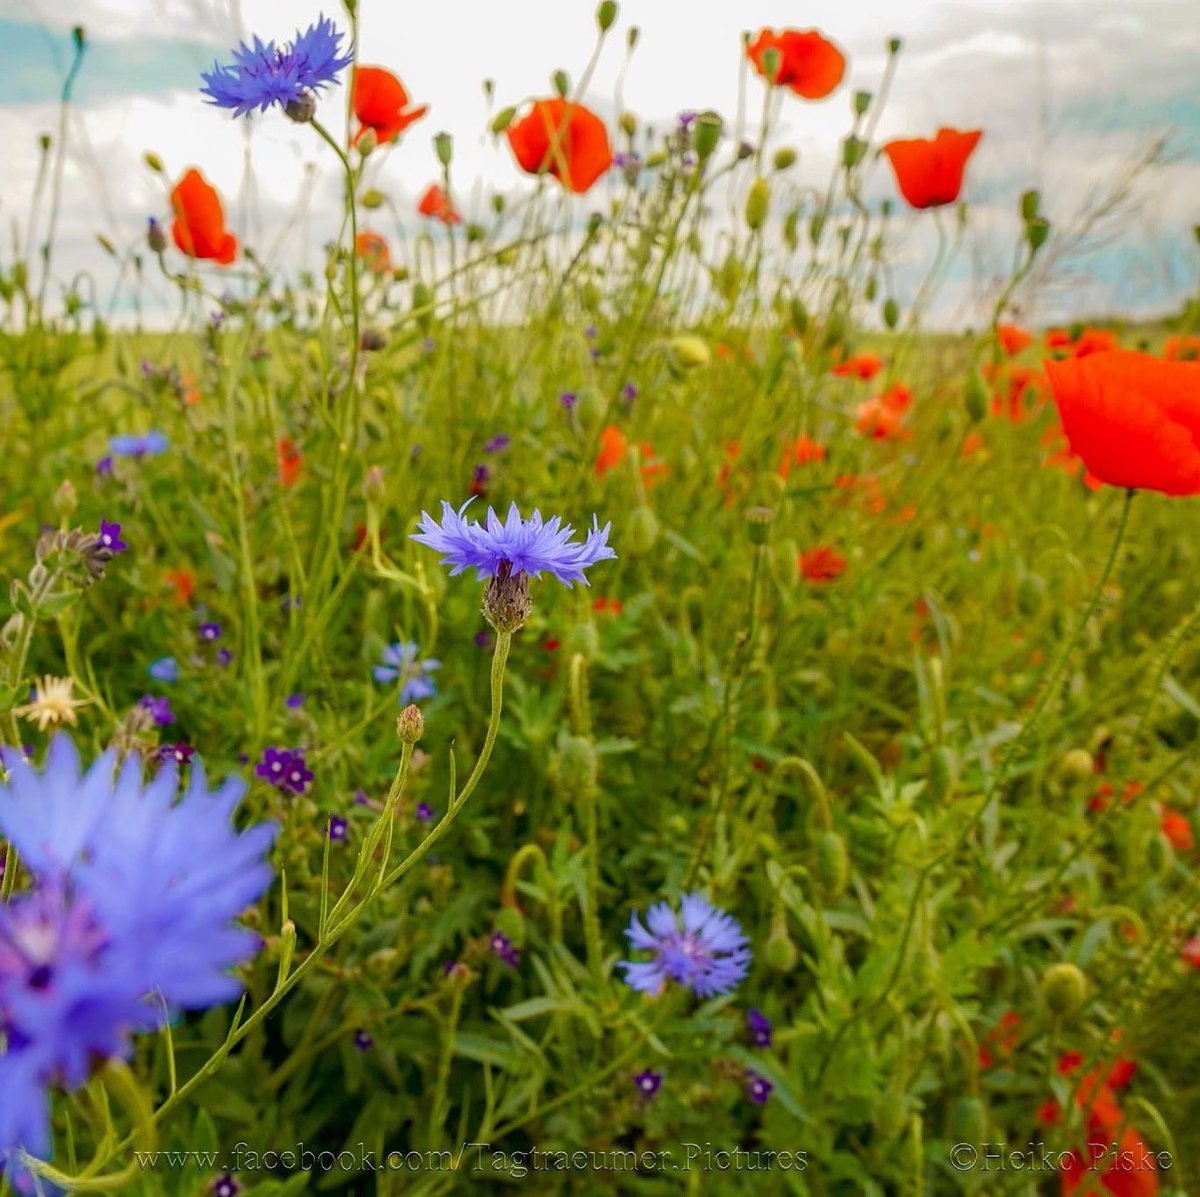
634,1069,663,1099
560,391,578,411
109,432,168,459
213,1174,240,1197
415,802,434,822
490,931,520,969
139,696,174,727
216,649,233,667
353,1030,374,1052
328,815,348,842
620,893,751,998
373,643,440,704
199,622,222,642
412,500,616,588
285,694,305,710
677,110,699,133
473,630,493,649
471,464,490,488
97,520,127,555
746,1070,773,1106
622,382,638,404
148,657,179,684
255,747,313,796
200,15,352,117
95,456,113,477
158,743,195,767
484,435,510,454
747,1008,772,1049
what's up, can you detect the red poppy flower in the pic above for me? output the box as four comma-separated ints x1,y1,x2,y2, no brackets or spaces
798,546,846,584
856,384,912,440
417,184,461,225
595,424,627,478
747,29,846,99
998,324,1033,356
777,434,826,479
1164,334,1200,362
593,597,623,615
506,99,613,194
831,352,884,381
990,365,1045,422
1047,327,1119,359
1160,806,1194,853
882,128,983,210
163,569,196,607
353,66,428,146
1044,351,1200,496
355,231,392,274
170,168,238,265
277,438,302,488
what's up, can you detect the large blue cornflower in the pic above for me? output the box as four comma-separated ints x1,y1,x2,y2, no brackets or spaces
200,14,353,118
373,642,440,704
620,893,751,999
0,738,274,1187
412,500,616,587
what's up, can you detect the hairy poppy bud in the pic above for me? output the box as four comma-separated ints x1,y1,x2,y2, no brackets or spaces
745,178,770,231
357,128,377,155
625,506,659,554
627,25,639,49
883,297,900,329
1025,216,1050,253
691,111,723,161
764,912,798,972
744,506,775,546
490,107,517,135
929,745,957,800
434,131,453,167
887,36,902,55
841,136,867,170
597,0,618,32
143,151,164,174
552,70,570,98
1040,962,1088,1017
397,703,425,744
619,111,637,137
72,25,85,49
772,147,797,171
553,734,599,801
815,830,849,898
964,368,988,423
1057,748,1094,784
483,567,531,632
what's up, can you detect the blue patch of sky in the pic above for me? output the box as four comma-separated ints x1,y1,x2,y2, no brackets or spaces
0,18,208,106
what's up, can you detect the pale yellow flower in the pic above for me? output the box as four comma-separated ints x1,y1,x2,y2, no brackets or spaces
14,675,88,731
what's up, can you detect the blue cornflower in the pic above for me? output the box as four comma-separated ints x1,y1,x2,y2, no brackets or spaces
200,15,353,118
412,500,615,588
110,431,168,459
620,893,751,999
0,738,273,1187
148,657,179,683
373,643,440,704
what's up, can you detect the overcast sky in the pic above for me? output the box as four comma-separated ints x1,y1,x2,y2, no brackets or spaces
2,0,1198,326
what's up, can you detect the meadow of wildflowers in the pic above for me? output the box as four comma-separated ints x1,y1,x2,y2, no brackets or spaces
1,3,1200,1195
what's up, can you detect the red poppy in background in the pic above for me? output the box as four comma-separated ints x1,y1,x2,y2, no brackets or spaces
856,384,912,440
277,438,302,488
747,29,846,99
1047,327,1120,359
353,66,428,146
1164,334,1200,362
595,424,628,478
418,184,461,225
882,128,982,210
798,546,846,584
355,231,392,274
163,568,196,607
777,434,826,479
998,324,1033,356
1161,806,1194,853
831,352,884,381
1044,351,1200,496
170,169,238,264
989,365,1045,422
716,441,743,507
506,99,613,193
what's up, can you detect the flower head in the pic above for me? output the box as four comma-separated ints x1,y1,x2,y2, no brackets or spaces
148,657,179,683
353,66,428,146
15,677,88,733
373,642,440,704
0,738,273,1185
170,170,238,265
620,893,751,998
418,183,461,225
328,815,349,843
634,1069,663,1099
882,128,983,210
506,99,613,193
97,520,127,556
139,695,174,727
255,748,313,797
490,930,520,969
745,1070,773,1106
412,500,615,588
747,29,846,99
747,1008,773,1048
110,431,169,459
200,15,352,117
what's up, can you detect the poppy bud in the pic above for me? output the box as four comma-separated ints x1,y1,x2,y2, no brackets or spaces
482,78,494,101
361,465,385,503
53,479,77,517
491,194,506,215
397,703,425,744
691,111,723,161
284,93,316,124
841,137,867,170
948,1097,987,1146
466,223,485,243
553,734,599,801
772,147,797,171
146,218,166,255
783,208,799,251
360,189,385,210
668,334,711,370
809,212,826,246
1025,216,1050,253
1020,189,1040,221
491,107,517,135
1056,748,1094,785
864,276,877,302
814,830,849,898
717,253,743,302
39,133,51,153
964,368,988,423
625,506,659,553
761,46,782,84
887,36,902,55
357,128,377,156
627,25,639,49
1040,962,1088,1017
764,911,798,972
597,0,618,32
883,297,900,329
143,151,164,174
434,131,453,167
745,178,770,231
929,745,957,800
483,568,531,633
552,70,570,98
72,25,85,50
853,90,872,117
496,904,526,947
790,297,810,335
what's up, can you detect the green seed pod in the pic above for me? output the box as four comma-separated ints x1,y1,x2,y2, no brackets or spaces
1025,216,1051,253
888,36,902,55
625,505,660,553
360,188,386,209
1040,962,1088,1017
964,368,989,423
764,918,799,973
744,506,775,546
619,111,637,137
929,745,958,801
717,253,744,303
745,178,770,230
490,106,517,135
1020,188,1041,221
814,830,849,898
597,0,618,32
883,296,900,329
496,904,526,948
772,147,797,171
434,131,453,167
1057,748,1095,785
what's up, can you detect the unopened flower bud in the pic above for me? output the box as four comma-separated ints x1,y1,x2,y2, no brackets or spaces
887,36,902,55
434,131,453,167
361,466,385,503
597,0,618,32
1020,189,1041,221
762,46,782,84
1040,962,1088,1017
883,297,900,329
625,506,659,554
552,70,570,98
360,188,385,209
619,111,637,138
1025,216,1050,253
626,25,639,49
764,914,798,972
146,218,166,254
357,128,378,155
790,297,810,336
841,136,868,170
143,151,164,174
815,830,849,898
745,177,771,231
772,147,797,171
490,107,517,136
853,90,872,117
53,480,77,517
553,733,598,801
397,703,424,744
